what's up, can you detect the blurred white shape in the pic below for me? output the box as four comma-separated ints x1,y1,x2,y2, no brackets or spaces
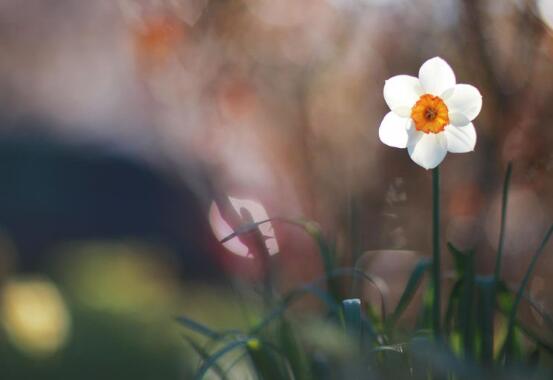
208,197,279,258
538,0,553,30
209,201,250,257
228,197,280,255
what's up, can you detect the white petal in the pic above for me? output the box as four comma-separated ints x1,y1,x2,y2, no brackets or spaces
449,112,471,127
383,75,422,117
418,57,456,97
444,84,482,122
379,112,411,148
407,131,448,169
444,123,477,153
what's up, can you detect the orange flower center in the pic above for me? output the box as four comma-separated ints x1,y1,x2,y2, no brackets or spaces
411,94,449,134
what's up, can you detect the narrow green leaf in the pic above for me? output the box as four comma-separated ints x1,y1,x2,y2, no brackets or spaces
219,218,274,243
447,242,466,276
279,319,312,380
517,323,553,355
183,335,229,380
251,284,339,335
223,352,248,375
497,281,553,335
342,298,363,348
301,220,341,301
416,285,433,331
387,258,431,329
444,278,462,335
475,275,495,366
251,267,386,337
194,339,249,380
517,288,553,333
346,267,387,320
247,339,289,380
220,217,341,303
494,162,512,282
503,224,553,362
460,249,476,359
176,315,222,340
365,303,384,341
447,244,477,358
496,300,553,355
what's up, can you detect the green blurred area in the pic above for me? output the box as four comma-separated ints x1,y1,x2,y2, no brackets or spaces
0,241,250,380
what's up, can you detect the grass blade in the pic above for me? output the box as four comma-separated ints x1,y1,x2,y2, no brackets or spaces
251,267,387,335
416,286,433,331
503,224,553,362
496,301,553,355
247,339,289,380
494,162,512,282
183,335,229,380
447,243,476,358
447,242,466,275
176,315,223,340
342,298,363,348
220,217,341,302
460,249,476,359
194,338,249,380
223,352,248,375
279,319,312,380
387,258,431,329
476,275,495,366
444,278,462,335
219,218,275,243
498,281,553,335
251,284,339,335
511,320,553,355
302,220,341,301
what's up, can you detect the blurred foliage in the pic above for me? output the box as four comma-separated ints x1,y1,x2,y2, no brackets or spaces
0,241,251,379
177,172,553,379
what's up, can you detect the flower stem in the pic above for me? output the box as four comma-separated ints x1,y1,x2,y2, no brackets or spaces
432,166,441,338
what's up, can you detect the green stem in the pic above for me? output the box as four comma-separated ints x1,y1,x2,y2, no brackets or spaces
432,167,441,338
494,162,512,282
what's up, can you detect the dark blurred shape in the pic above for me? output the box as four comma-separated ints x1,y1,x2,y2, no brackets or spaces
0,132,218,276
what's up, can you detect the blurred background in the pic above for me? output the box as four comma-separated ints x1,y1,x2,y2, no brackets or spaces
0,0,552,378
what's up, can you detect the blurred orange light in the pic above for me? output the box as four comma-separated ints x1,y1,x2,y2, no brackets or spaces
132,14,185,69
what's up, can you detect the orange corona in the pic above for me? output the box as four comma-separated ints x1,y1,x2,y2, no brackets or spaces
411,94,449,134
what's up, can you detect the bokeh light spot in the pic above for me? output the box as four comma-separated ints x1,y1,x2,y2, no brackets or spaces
0,278,71,357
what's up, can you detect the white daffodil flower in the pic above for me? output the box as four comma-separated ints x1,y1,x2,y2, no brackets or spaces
379,57,482,169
